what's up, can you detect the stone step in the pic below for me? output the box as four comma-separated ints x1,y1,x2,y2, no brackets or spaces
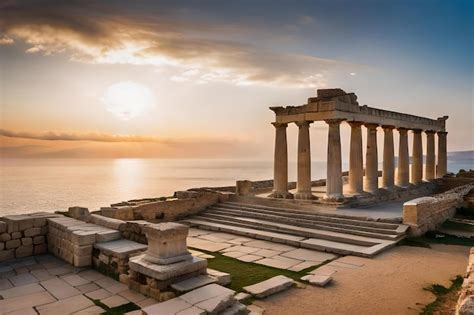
181,218,394,257
217,202,402,230
205,208,404,239
200,212,402,241
190,215,386,246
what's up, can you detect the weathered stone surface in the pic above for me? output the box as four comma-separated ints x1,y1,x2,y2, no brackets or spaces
180,284,235,305
243,275,294,298
0,282,44,298
129,254,207,281
40,277,82,299
34,243,48,255
0,221,6,233
101,294,129,308
458,295,474,315
16,245,34,258
21,237,33,246
0,242,4,250
0,291,56,313
89,214,124,230
11,232,22,239
207,268,231,286
171,275,216,293
234,292,251,302
33,235,46,244
36,293,94,314
86,288,113,300
195,292,235,314
142,297,192,315
94,239,147,259
24,227,42,237
68,206,90,220
1,232,11,242
2,215,34,233
301,274,332,286
6,239,21,249
220,302,248,315
144,222,192,265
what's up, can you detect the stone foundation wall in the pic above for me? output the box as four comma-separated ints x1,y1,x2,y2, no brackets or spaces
101,190,232,222
0,213,58,262
456,247,474,315
403,183,473,236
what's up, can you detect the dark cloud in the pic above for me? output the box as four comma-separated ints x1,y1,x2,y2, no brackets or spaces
0,0,361,87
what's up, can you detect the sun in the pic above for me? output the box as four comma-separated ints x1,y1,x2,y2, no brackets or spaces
101,81,154,120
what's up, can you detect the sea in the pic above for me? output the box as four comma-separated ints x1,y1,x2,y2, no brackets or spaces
1,158,472,215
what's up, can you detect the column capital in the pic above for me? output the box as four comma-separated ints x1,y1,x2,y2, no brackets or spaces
437,131,448,136
397,127,408,133
364,123,379,130
324,118,345,125
381,125,396,130
271,122,288,129
295,120,313,127
411,128,423,134
347,121,364,128
425,130,437,135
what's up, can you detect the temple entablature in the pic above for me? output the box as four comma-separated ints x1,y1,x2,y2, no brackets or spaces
270,89,447,132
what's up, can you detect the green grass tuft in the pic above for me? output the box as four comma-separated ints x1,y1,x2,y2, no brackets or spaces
421,275,463,315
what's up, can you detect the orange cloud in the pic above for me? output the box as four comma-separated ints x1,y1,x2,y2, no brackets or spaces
0,1,362,88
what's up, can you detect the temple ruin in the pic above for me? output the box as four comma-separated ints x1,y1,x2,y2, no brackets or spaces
269,88,448,201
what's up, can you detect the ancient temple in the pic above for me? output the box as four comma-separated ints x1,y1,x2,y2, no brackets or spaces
269,88,448,201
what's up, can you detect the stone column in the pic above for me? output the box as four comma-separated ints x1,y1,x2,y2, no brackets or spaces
382,125,395,188
295,121,313,200
425,131,436,180
348,121,364,194
397,128,410,187
270,122,292,198
437,131,448,177
325,119,344,200
411,129,423,184
364,124,379,193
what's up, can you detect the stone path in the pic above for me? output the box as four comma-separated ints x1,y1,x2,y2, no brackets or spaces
0,255,164,314
187,228,338,271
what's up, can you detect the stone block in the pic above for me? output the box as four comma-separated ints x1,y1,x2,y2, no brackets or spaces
2,215,34,233
16,245,34,258
207,269,231,286
0,249,14,261
0,233,11,242
0,221,6,233
24,227,42,237
33,217,47,227
89,214,124,230
243,275,295,298
22,237,33,246
71,231,96,245
68,206,90,220
236,180,253,196
6,239,21,249
195,292,235,314
171,275,216,294
301,274,332,287
34,243,48,255
96,230,121,242
11,232,22,239
142,297,193,315
33,235,45,244
0,242,4,250
74,254,92,267
144,223,192,264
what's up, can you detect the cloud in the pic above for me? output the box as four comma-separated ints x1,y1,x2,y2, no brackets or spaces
0,0,361,88
0,128,162,143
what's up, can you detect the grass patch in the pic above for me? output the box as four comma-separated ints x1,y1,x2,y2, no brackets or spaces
193,247,331,292
421,275,463,315
90,298,140,315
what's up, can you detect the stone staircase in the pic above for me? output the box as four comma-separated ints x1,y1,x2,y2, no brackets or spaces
181,201,409,257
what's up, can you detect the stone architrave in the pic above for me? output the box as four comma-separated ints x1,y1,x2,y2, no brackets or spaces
397,128,410,187
324,119,345,200
295,121,314,200
348,121,364,194
425,131,436,180
437,131,448,177
143,223,192,265
270,123,292,199
382,125,395,188
364,123,379,193
411,129,423,184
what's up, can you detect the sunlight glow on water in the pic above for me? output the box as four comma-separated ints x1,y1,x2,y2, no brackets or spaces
0,158,471,214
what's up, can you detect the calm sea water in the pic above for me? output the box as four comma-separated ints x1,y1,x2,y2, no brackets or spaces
0,158,472,215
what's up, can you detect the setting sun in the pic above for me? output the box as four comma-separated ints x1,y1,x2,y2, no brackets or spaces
101,81,154,120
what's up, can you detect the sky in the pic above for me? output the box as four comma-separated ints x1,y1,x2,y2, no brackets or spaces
0,0,473,160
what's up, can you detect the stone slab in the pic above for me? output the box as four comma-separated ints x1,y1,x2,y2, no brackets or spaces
142,297,192,315
255,256,302,270
280,248,337,262
76,282,100,293
332,255,368,267
237,254,263,263
326,261,362,269
187,238,233,252
85,288,112,300
129,254,207,281
9,273,38,286
179,284,235,305
243,240,295,252
0,283,44,299
95,277,128,294
171,275,216,293
222,251,247,259
243,275,294,298
118,289,148,303
101,294,129,308
221,246,260,254
72,305,106,315
195,292,235,314
94,239,147,258
40,277,82,299
6,307,38,315
37,293,94,315
0,291,56,313
0,278,12,290
207,268,231,286
62,274,90,287
288,261,320,272
78,270,105,281
301,274,333,286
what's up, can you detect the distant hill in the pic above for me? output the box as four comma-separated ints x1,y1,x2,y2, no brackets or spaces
448,150,474,160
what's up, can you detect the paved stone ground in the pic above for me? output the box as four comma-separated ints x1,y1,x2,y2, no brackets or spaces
187,228,339,271
0,255,157,314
